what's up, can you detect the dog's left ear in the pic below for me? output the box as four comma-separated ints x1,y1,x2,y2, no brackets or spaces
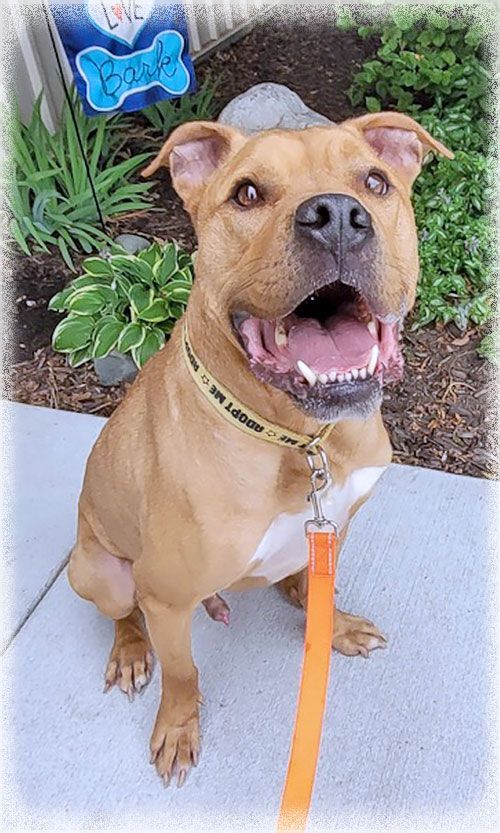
344,111,454,185
141,121,247,215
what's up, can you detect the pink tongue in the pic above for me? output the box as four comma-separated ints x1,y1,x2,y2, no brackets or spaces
287,315,376,373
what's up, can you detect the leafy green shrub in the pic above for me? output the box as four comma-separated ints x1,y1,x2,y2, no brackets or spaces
412,126,492,328
338,5,494,331
142,75,220,135
7,91,153,268
49,241,193,368
346,9,489,116
477,332,499,365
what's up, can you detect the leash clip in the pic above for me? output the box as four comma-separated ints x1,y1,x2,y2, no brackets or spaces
304,439,338,535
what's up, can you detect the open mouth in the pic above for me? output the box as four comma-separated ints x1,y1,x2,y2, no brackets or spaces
232,281,404,417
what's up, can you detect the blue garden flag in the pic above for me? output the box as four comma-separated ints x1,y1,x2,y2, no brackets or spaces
49,1,196,115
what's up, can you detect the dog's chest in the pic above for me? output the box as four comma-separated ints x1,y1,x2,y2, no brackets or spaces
246,465,387,584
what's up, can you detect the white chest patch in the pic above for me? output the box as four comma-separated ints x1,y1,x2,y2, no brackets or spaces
246,466,387,584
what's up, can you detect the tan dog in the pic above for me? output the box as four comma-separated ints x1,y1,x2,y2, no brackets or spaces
68,112,452,785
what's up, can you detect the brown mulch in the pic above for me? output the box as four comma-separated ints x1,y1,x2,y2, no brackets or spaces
5,347,129,416
383,324,495,478
194,14,378,122
3,15,497,480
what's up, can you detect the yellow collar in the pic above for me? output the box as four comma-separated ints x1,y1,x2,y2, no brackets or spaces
182,323,333,452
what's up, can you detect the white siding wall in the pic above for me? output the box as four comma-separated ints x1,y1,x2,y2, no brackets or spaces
5,1,264,130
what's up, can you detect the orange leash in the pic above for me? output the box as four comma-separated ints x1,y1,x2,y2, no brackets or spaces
277,528,337,832
179,328,338,827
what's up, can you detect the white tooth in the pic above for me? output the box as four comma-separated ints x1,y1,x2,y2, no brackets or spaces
344,371,352,382
368,319,378,338
329,371,337,383
367,344,379,376
275,321,288,349
319,373,328,384
359,367,367,380
337,373,345,383
297,360,317,387
351,368,359,380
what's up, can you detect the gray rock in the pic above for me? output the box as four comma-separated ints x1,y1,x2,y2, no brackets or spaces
218,83,332,134
94,351,138,386
99,233,151,260
113,233,151,254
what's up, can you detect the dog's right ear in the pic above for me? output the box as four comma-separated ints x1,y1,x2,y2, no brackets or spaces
141,121,247,215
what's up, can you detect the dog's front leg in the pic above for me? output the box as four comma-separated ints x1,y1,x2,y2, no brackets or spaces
138,594,200,785
280,527,387,658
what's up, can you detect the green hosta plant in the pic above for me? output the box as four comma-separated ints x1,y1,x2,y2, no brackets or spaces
49,241,193,369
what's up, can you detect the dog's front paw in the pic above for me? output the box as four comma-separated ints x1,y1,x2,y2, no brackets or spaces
150,704,201,786
333,610,387,658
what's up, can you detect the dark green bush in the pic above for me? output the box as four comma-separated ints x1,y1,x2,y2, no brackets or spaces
347,9,489,117
339,5,494,333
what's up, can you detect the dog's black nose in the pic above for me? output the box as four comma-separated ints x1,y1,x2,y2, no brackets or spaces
295,194,373,251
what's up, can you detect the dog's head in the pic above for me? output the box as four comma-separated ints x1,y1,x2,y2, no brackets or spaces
142,114,452,421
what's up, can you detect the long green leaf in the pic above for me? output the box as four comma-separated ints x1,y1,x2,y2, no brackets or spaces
32,221,58,243
57,226,79,251
70,226,105,249
65,107,85,195
17,168,62,185
57,235,75,270
89,117,107,178
95,153,151,188
21,215,50,251
12,128,38,175
9,217,31,255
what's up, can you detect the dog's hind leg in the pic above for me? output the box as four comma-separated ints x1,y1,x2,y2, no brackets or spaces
104,608,154,699
68,514,136,621
68,516,154,696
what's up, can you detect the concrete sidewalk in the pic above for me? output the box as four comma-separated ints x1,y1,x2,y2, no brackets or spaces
1,401,496,832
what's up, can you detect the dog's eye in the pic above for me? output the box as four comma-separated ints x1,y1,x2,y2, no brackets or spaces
365,171,390,196
233,181,263,208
